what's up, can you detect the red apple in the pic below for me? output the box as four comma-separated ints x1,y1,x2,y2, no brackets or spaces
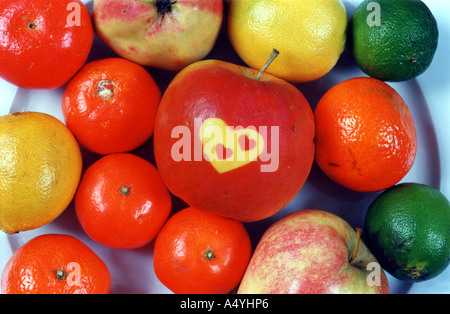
153,51,315,222
93,0,223,71
237,209,390,294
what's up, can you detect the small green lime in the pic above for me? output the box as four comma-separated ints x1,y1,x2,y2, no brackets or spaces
364,183,450,282
349,0,439,82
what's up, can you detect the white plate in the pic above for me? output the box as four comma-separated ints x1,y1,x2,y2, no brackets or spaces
0,0,449,294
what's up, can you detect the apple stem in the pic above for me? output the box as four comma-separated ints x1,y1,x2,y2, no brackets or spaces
256,49,280,81
349,228,363,264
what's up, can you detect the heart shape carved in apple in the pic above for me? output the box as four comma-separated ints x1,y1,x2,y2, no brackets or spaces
200,118,265,173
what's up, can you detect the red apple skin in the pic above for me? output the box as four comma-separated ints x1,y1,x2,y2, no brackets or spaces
153,60,315,222
93,0,223,71
238,209,390,294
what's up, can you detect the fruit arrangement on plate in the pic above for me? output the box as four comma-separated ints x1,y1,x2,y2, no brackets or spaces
0,0,449,295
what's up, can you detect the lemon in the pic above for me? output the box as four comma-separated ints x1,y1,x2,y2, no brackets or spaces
226,0,348,83
364,183,450,282
0,112,82,234
349,0,439,82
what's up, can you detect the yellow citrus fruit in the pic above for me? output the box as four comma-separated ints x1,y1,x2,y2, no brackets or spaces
226,0,348,83
0,112,82,234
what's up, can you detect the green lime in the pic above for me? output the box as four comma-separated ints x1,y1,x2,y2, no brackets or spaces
364,183,450,282
349,0,439,82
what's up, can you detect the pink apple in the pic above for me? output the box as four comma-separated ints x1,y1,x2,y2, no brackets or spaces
93,0,223,71
238,209,390,294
